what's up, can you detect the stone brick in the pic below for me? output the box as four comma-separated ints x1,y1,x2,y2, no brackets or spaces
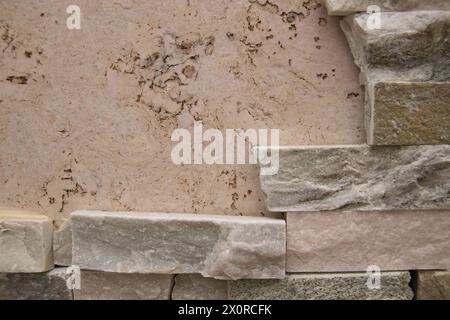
229,272,413,300
415,270,450,300
368,81,450,145
172,274,228,300
0,210,53,272
53,219,72,266
258,145,450,212
286,211,450,272
72,211,285,280
0,268,72,300
324,0,450,16
74,271,173,300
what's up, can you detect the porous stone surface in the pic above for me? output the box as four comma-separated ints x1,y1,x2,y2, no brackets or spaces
0,268,72,300
72,211,286,279
324,0,450,15
258,145,450,212
341,11,450,84
172,274,228,300
229,272,413,300
53,219,72,266
286,211,450,272
0,0,364,222
368,82,450,145
415,270,450,300
74,271,173,300
0,210,53,272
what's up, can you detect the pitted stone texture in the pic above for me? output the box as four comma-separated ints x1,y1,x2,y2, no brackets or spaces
0,210,53,272
368,82,450,145
341,11,450,84
74,271,172,300
324,0,450,15
415,270,450,300
286,211,450,272
72,211,285,280
172,274,228,300
229,272,413,300
53,219,72,266
0,268,72,300
258,145,450,212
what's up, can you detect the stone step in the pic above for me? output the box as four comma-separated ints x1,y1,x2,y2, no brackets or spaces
257,145,450,212
341,11,450,84
324,0,450,16
415,270,450,300
368,81,450,145
0,210,53,273
229,272,413,300
286,211,450,272
71,211,285,280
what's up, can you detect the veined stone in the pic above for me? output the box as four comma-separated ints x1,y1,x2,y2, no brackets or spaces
368,82,450,145
0,268,72,300
229,272,413,300
341,11,450,83
286,211,450,272
71,211,285,280
257,145,450,212
172,274,228,300
415,270,450,300
74,271,173,300
53,219,72,266
324,0,450,16
0,210,53,272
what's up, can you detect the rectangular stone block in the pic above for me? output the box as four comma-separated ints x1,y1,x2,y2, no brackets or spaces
71,211,285,280
229,272,413,300
172,274,228,300
258,145,450,212
53,219,72,266
415,270,450,300
369,82,450,145
74,271,173,300
324,0,450,15
0,210,53,272
0,268,72,300
286,211,450,272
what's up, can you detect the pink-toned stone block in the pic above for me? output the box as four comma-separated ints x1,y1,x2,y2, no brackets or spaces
287,210,450,272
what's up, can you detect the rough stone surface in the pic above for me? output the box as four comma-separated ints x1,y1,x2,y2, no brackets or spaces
0,210,53,272
74,271,173,300
0,268,72,300
415,270,450,300
53,219,72,266
341,11,450,84
369,82,450,145
324,0,450,15
172,274,228,300
286,211,450,272
258,145,450,212
0,1,364,222
229,272,413,300
72,211,286,280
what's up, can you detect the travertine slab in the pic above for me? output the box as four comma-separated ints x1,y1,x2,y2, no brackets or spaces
0,210,53,272
172,274,228,300
368,82,450,145
286,211,450,272
53,219,72,266
415,270,450,300
71,211,285,280
0,268,72,300
258,145,450,212
229,272,413,300
324,0,450,15
74,271,173,300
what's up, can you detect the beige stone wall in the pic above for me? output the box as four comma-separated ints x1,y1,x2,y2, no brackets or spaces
0,0,363,222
